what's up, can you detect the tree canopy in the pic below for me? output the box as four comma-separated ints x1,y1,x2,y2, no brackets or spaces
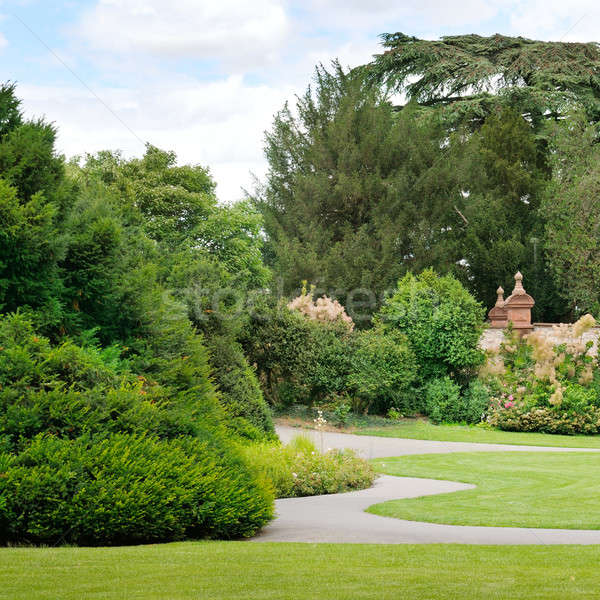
366,33,600,128
256,63,461,323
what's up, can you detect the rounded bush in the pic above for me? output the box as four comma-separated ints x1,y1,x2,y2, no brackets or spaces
424,377,462,424
424,377,490,424
0,433,274,546
376,269,485,381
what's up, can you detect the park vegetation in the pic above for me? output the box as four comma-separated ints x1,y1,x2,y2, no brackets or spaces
3,30,600,545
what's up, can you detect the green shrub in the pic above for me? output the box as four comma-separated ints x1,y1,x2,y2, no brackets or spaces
0,433,273,546
424,377,489,424
424,377,461,424
376,269,485,381
242,435,374,498
0,313,229,451
208,336,275,440
242,303,352,406
347,329,418,414
461,379,491,423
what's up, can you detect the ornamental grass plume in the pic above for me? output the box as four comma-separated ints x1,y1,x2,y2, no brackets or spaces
480,353,505,377
527,331,554,363
579,365,594,385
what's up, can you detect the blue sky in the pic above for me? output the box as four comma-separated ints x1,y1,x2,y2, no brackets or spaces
0,0,598,201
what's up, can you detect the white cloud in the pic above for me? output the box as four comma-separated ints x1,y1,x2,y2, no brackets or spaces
18,76,292,203
508,1,600,42
78,0,289,71
303,0,505,30
0,31,7,50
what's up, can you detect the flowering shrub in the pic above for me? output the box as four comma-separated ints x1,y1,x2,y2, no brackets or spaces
288,284,354,330
242,435,374,498
484,315,600,434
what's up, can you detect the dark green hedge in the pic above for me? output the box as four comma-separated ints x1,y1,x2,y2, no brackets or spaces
0,433,273,546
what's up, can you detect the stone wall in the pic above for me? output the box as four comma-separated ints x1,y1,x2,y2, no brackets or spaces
480,324,600,356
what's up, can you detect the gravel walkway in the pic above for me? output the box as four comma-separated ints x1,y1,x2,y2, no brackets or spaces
252,426,600,544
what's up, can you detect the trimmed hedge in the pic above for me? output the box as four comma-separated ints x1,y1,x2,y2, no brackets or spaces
488,405,600,435
0,433,273,546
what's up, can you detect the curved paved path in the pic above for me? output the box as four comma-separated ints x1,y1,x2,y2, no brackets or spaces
276,425,600,458
252,426,600,545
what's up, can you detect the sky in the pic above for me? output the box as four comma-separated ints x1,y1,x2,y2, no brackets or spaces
0,1,599,202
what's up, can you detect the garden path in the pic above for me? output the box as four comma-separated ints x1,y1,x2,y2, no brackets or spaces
252,426,600,544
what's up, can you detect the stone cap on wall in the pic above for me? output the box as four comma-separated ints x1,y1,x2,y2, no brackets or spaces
488,271,534,333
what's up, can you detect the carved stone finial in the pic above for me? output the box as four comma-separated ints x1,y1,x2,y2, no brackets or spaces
512,271,525,295
495,286,505,306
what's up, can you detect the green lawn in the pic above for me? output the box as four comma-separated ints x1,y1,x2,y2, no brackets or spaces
360,419,600,448
2,541,600,599
370,451,600,529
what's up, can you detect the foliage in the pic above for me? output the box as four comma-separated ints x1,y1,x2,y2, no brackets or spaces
423,377,489,424
241,435,374,498
542,113,600,316
376,269,485,381
366,33,600,129
347,329,417,414
70,146,274,441
207,336,275,440
0,433,273,546
483,316,600,434
256,63,462,323
0,312,227,451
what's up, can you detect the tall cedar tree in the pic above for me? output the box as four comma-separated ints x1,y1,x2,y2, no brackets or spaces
366,33,600,129
256,63,462,323
0,83,67,329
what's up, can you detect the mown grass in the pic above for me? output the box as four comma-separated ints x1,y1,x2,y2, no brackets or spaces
1,541,600,599
371,451,600,529
360,419,600,448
